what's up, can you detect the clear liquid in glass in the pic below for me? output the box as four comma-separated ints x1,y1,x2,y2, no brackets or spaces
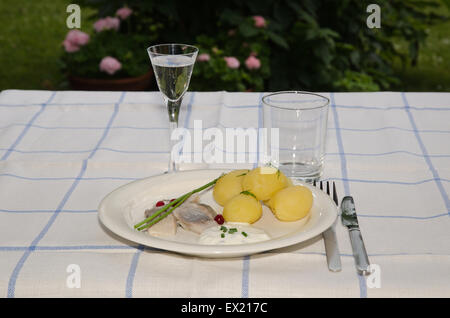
151,55,194,102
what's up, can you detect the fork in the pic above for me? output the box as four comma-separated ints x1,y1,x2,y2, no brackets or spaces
313,180,342,272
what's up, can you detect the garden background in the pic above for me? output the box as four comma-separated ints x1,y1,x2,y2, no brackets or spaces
0,0,449,92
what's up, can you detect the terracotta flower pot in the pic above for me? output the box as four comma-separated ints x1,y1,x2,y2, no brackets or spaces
68,70,154,91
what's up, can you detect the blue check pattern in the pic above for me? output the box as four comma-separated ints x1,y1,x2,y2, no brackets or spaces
0,90,449,297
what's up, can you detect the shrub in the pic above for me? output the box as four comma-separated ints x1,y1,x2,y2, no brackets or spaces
60,6,160,79
78,0,448,91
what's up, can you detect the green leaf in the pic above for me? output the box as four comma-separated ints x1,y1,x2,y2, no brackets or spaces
220,9,243,25
267,31,289,49
239,23,258,37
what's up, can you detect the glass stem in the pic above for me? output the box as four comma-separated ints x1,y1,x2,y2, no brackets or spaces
167,99,182,173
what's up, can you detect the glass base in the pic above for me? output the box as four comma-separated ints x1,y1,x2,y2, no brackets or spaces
279,162,323,184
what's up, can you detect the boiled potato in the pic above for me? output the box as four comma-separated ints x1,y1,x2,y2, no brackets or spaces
213,169,249,206
223,192,262,224
269,185,313,221
241,166,290,201
263,197,274,210
263,176,293,209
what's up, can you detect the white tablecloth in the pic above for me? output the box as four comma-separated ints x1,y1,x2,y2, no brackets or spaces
0,89,449,298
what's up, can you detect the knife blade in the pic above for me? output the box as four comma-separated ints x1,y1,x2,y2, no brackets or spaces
341,196,370,275
323,183,341,272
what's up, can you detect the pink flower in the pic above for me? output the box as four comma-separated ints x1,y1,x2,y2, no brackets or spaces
245,55,261,70
65,30,90,46
94,17,120,32
62,39,80,53
99,56,122,75
62,30,89,53
106,17,120,30
253,15,266,28
116,7,133,20
93,19,106,32
197,53,210,62
224,56,240,69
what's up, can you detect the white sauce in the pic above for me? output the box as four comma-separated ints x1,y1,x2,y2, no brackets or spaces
198,222,270,245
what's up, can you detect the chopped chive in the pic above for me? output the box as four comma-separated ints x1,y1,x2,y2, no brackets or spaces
240,190,257,199
220,226,228,232
236,171,249,177
228,228,237,234
242,232,248,237
221,233,225,238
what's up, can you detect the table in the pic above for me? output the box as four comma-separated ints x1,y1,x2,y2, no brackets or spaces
0,90,449,298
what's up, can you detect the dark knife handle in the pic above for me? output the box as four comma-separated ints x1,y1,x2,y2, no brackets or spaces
348,228,370,275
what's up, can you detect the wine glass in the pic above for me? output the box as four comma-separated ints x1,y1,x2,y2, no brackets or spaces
147,44,198,173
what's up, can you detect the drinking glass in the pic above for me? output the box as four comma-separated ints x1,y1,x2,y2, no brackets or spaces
262,91,330,182
147,44,198,172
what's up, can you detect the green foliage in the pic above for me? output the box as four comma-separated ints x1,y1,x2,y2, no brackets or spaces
78,0,448,90
262,0,447,91
190,20,271,91
392,1,450,91
334,71,381,92
61,32,151,78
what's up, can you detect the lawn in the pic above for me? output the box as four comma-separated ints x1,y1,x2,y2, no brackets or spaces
393,9,450,92
0,0,94,90
0,0,449,92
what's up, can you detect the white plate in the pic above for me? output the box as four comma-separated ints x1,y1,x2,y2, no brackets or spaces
98,169,337,258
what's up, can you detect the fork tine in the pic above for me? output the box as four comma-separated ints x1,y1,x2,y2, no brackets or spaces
319,181,323,190
332,182,338,206
313,179,317,187
326,181,330,195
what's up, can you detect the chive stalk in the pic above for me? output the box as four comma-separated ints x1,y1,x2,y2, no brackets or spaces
134,176,221,231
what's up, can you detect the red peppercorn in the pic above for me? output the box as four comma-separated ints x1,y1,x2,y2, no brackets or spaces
214,214,225,225
155,201,165,207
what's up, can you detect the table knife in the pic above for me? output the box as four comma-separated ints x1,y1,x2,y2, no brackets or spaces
341,196,370,275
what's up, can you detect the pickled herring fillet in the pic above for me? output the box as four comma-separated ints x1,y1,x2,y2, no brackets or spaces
172,202,217,234
144,206,177,237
